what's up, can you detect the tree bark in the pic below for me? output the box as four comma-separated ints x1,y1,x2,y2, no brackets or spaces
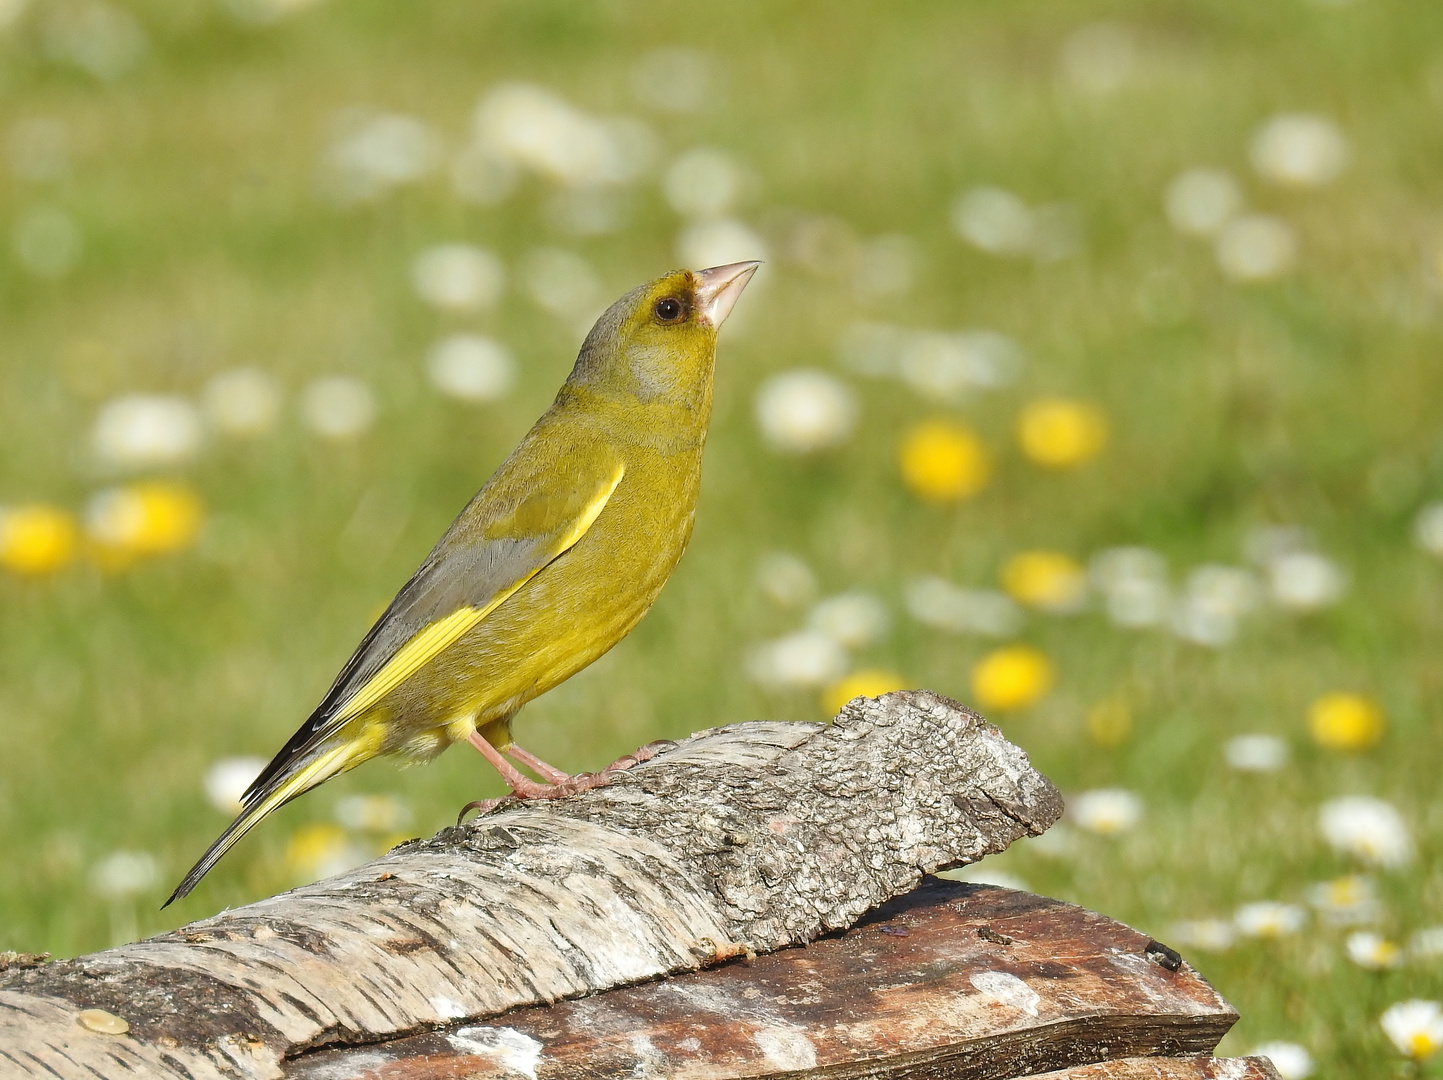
284,879,1250,1080
0,690,1063,1080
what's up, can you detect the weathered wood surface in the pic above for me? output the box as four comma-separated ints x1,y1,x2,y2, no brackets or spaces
1034,1058,1280,1080
0,691,1063,1080
286,879,1239,1080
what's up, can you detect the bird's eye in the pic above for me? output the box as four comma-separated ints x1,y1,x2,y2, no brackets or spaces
653,296,686,323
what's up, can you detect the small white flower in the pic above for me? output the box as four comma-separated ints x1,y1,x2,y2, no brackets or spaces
1235,901,1307,938
426,335,514,404
1225,734,1289,772
807,592,889,650
1268,551,1345,611
1346,930,1402,970
90,850,159,900
300,376,375,440
904,577,1024,638
944,864,1029,892
1216,214,1297,282
951,186,1035,256
747,630,847,689
472,83,650,189
92,394,203,469
0,0,32,32
663,147,744,219
1169,919,1237,952
754,370,857,455
1171,565,1258,647
324,111,439,203
1250,114,1348,189
335,793,412,833
1410,927,1443,960
1164,168,1242,237
1090,547,1171,628
411,244,503,312
899,331,1021,402
676,218,767,272
1306,875,1382,926
1059,22,1135,96
42,1,147,81
1249,1041,1313,1080
1380,999,1443,1060
755,552,817,610
1414,503,1443,556
13,205,81,277
203,368,282,437
203,757,265,815
1319,796,1412,868
1070,789,1143,836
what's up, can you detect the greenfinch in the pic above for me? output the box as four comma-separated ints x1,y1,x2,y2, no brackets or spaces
168,261,759,904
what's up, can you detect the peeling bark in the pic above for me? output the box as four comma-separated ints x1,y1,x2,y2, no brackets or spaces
0,691,1063,1079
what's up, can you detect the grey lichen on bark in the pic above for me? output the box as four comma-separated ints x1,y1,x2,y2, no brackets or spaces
0,689,1063,1080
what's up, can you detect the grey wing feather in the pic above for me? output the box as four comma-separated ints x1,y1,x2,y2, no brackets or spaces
243,532,545,801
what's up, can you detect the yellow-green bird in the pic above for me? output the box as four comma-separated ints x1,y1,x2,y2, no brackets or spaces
167,260,759,905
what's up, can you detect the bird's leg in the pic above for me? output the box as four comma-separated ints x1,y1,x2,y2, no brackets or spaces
502,743,572,784
466,732,678,802
466,731,569,799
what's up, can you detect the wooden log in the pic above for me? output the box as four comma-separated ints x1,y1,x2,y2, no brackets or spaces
284,879,1242,1080
1035,1058,1280,1080
0,691,1063,1080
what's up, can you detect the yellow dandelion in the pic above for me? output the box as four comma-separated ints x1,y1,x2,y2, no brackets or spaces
0,504,78,576
1001,550,1087,611
1308,691,1384,751
87,481,203,568
1086,696,1132,746
285,822,353,879
823,668,909,716
1018,399,1108,468
898,420,990,503
971,645,1054,712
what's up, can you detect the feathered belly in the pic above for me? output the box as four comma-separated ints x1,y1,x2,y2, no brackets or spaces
378,460,699,753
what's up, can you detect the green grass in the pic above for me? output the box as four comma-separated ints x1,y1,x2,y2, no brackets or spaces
2,1,1441,1073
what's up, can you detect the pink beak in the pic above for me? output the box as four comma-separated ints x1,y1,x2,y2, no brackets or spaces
694,261,761,328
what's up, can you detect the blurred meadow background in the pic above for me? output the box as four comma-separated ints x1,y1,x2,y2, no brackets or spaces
2,0,1443,1073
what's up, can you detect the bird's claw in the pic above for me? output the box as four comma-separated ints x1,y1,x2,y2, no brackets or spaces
457,798,509,824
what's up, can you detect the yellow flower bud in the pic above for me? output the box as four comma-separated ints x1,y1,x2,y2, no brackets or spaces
88,482,203,567
1308,692,1384,751
972,645,1054,712
0,504,78,576
1018,399,1108,468
898,420,990,502
1001,550,1087,611
822,668,908,716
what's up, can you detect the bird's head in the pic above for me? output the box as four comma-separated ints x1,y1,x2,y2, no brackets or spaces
570,261,759,406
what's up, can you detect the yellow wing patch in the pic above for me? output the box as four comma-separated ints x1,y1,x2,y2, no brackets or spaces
560,460,626,549
333,460,626,724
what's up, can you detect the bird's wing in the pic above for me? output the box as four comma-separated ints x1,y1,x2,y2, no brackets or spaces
167,449,627,906
245,448,627,800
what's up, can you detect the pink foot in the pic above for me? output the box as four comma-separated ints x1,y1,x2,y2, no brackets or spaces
463,733,678,804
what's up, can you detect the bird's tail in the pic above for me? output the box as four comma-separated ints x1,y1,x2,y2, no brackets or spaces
164,741,363,907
